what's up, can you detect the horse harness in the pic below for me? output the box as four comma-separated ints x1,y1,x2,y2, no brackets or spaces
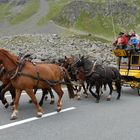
8,59,67,88
84,60,107,79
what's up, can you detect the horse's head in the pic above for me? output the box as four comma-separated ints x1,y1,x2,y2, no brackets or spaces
62,56,75,68
0,48,19,71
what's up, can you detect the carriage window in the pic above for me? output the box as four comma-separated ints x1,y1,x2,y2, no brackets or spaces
131,56,139,65
121,57,128,65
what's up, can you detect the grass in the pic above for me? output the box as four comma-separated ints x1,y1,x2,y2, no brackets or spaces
0,3,12,21
75,11,119,40
38,0,69,25
9,0,39,25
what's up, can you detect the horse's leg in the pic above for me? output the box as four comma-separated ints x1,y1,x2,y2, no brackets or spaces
89,85,97,99
11,89,21,120
107,82,113,101
40,88,55,105
52,85,64,112
95,84,101,103
115,80,121,100
82,82,88,98
73,85,81,100
25,89,44,117
29,89,37,103
0,84,5,92
0,83,12,108
9,87,16,106
39,89,46,106
48,88,55,104
76,86,81,100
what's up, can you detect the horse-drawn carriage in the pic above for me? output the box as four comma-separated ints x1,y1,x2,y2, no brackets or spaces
112,48,140,95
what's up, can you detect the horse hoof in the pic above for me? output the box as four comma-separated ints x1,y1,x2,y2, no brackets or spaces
77,97,81,100
29,100,32,103
45,96,48,101
10,101,14,106
107,98,111,101
11,110,18,120
11,106,14,110
84,94,88,98
37,112,43,118
39,102,43,106
116,97,120,100
4,103,9,109
10,115,17,120
96,100,99,103
57,107,61,112
50,100,55,104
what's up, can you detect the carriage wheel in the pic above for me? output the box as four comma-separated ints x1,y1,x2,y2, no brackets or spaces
137,89,140,96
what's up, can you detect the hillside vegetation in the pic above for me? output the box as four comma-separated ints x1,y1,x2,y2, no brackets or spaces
0,0,39,24
0,0,140,41
39,0,140,39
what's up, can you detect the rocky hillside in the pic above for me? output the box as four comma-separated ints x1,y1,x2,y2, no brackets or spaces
41,0,140,39
1,0,140,39
0,0,133,67
0,34,116,66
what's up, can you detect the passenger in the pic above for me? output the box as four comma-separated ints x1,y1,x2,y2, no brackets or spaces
113,32,128,49
131,31,140,40
129,34,139,48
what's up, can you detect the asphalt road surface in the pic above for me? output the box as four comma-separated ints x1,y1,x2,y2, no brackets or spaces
0,87,140,140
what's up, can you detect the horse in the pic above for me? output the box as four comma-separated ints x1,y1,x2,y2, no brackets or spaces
0,65,55,109
0,48,74,120
62,56,88,99
74,56,121,103
76,66,107,96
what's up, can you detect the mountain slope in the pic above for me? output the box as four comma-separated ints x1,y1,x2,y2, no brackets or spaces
39,0,140,39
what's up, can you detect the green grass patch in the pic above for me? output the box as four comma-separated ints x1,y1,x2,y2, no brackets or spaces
0,3,12,21
73,34,111,43
75,11,120,40
9,0,39,25
38,0,69,25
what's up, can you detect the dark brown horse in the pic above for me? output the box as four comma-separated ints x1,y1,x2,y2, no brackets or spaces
0,48,74,120
75,56,121,103
62,56,88,99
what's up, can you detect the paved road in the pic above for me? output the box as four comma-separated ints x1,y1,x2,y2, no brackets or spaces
0,87,140,140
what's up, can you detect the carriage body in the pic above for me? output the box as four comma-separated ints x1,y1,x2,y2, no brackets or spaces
112,49,140,94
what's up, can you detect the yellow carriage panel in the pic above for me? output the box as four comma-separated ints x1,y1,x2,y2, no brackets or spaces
128,70,140,79
120,69,129,76
120,69,140,79
112,49,128,57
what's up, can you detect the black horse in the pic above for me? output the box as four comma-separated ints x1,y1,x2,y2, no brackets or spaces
74,56,121,103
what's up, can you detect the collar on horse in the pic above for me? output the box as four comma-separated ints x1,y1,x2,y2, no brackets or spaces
85,60,97,77
9,60,70,86
84,60,107,79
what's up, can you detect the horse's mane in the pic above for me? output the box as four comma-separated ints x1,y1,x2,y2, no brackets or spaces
0,48,19,65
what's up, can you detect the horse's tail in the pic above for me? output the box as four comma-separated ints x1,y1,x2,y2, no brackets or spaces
63,68,75,98
111,67,122,96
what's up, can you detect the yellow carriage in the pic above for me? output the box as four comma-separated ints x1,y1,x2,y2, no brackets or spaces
112,48,140,95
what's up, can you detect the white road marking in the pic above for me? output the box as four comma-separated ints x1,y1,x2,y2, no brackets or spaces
0,107,76,130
